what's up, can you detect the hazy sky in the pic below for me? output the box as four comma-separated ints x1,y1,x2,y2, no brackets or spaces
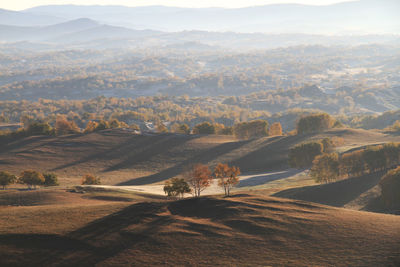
3,0,355,11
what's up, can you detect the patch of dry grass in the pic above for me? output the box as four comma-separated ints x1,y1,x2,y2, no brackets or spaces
0,193,399,266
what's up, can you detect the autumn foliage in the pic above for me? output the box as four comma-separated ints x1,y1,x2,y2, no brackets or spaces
187,164,213,197
296,113,334,134
81,174,101,185
214,163,241,196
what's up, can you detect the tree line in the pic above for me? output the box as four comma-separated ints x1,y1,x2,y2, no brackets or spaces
0,170,58,190
310,143,400,183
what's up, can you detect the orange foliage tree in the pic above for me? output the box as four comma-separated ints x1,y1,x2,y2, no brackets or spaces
55,115,80,136
187,164,213,197
214,163,241,196
269,122,283,136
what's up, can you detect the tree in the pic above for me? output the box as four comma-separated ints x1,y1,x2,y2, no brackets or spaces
26,122,53,136
156,123,168,133
55,115,80,135
269,122,283,136
339,150,365,177
297,113,333,134
163,178,191,199
215,163,240,196
43,173,59,186
178,123,191,134
321,138,335,153
193,122,215,134
187,164,213,197
234,120,269,139
81,174,101,185
289,142,324,168
0,171,16,190
310,153,339,183
19,170,45,189
84,121,99,133
379,166,400,208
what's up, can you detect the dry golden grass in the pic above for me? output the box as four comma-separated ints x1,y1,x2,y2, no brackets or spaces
2,128,397,187
0,193,399,266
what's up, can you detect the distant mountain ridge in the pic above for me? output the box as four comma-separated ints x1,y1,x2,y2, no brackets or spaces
0,0,397,34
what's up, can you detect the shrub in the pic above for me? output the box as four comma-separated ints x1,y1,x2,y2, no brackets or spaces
81,174,101,185
379,166,400,208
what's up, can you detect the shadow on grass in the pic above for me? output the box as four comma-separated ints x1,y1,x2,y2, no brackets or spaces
273,171,385,207
237,169,304,187
117,139,251,185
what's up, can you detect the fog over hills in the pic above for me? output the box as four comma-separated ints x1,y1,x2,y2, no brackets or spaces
0,0,397,34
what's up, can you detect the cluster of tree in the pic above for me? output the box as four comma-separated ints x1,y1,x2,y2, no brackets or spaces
296,113,335,134
379,166,400,208
233,120,269,139
310,143,400,183
289,138,335,168
163,178,191,199
0,170,58,190
163,163,241,198
81,174,101,185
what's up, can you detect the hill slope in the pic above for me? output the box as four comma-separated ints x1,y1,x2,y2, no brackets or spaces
0,128,398,186
0,194,399,266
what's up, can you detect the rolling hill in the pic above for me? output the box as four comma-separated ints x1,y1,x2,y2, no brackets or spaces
0,128,398,186
0,193,399,266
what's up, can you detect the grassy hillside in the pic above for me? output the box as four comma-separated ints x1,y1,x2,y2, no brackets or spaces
0,193,399,266
0,128,398,186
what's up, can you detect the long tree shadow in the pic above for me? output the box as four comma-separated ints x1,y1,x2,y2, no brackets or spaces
117,139,251,185
104,133,196,172
33,201,169,266
52,133,193,171
237,169,304,187
273,171,385,207
230,134,312,173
